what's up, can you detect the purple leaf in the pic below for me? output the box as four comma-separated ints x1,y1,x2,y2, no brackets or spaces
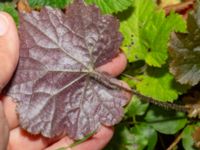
5,0,128,139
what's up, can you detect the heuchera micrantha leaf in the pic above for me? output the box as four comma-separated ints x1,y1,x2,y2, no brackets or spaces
5,0,128,139
170,3,200,86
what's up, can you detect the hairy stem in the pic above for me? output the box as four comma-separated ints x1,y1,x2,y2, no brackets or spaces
92,71,190,113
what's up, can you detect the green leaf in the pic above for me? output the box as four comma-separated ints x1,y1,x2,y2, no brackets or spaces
182,125,196,150
131,123,157,150
136,66,189,102
85,0,132,14
29,0,132,13
169,3,200,86
104,124,135,150
0,2,18,25
145,105,187,134
119,0,186,67
104,123,157,150
125,96,149,117
29,0,71,8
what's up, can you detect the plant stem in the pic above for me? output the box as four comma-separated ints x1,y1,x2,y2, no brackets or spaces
166,131,183,150
128,88,189,113
92,71,190,113
56,131,96,150
121,73,141,82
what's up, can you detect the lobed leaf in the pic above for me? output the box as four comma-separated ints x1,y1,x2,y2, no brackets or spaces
29,0,132,14
145,106,187,134
125,96,149,117
169,3,200,86
119,0,186,67
130,123,157,150
136,66,188,102
104,124,135,150
85,0,133,14
5,0,128,140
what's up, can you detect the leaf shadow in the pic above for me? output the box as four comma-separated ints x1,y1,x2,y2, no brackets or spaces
115,6,135,21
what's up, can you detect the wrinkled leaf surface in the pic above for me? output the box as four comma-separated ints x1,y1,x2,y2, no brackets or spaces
6,0,128,140
170,4,200,86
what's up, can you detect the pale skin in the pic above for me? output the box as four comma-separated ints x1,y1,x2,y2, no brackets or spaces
0,12,129,150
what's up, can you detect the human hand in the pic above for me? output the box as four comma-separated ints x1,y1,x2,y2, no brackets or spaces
0,12,129,150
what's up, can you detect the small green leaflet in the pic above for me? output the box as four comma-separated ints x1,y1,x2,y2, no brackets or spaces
29,0,132,13
104,123,157,150
104,124,135,150
169,3,200,86
125,96,149,117
136,66,188,102
0,2,19,25
145,105,187,134
131,123,157,150
182,125,196,150
119,0,186,67
29,0,71,8
85,0,133,14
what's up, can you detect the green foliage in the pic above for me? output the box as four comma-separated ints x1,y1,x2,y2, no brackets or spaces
0,2,18,25
169,4,200,86
104,123,157,150
29,0,71,8
29,0,132,13
104,124,135,150
182,125,196,150
145,106,187,134
131,123,157,150
119,0,186,67
85,0,133,14
136,66,188,102
125,96,149,117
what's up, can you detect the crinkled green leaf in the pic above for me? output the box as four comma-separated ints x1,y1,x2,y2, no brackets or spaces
136,66,188,102
104,124,135,150
119,0,186,67
29,0,71,8
145,106,187,134
125,96,149,117
85,0,132,14
169,3,200,86
104,123,157,150
182,125,196,150
0,2,18,25
130,123,157,150
29,0,132,13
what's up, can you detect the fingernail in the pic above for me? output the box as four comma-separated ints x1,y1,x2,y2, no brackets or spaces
0,12,9,36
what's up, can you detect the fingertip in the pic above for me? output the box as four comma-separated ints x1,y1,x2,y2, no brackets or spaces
8,128,49,150
97,52,127,77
